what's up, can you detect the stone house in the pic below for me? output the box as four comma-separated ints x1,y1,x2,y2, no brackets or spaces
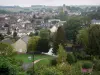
14,36,30,53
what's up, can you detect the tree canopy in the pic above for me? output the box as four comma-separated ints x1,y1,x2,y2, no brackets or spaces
36,39,50,52
77,28,89,49
53,26,66,54
0,43,14,56
39,29,50,39
64,17,82,41
88,25,100,56
57,44,67,64
0,33,4,41
27,36,40,52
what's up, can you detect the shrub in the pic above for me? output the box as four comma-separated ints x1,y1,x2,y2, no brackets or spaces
73,50,85,60
93,60,100,71
73,50,93,60
57,63,72,75
34,64,63,75
67,53,76,64
82,62,93,69
39,67,63,75
50,58,57,66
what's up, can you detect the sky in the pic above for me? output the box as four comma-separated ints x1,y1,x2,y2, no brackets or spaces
0,0,100,7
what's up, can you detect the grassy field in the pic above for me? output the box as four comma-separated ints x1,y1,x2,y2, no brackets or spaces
15,54,54,63
34,57,53,71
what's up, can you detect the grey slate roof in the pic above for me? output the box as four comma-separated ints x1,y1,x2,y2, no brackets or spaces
21,36,30,44
1,38,13,44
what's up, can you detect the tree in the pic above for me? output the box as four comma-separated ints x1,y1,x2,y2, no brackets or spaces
13,31,17,39
0,57,18,75
39,29,50,39
57,44,67,64
88,25,100,56
64,17,82,42
77,28,89,50
34,63,63,75
0,57,26,75
0,43,14,56
27,36,40,52
56,44,72,75
7,26,11,35
0,33,4,41
87,7,100,20
56,11,68,21
67,53,76,64
53,26,66,54
29,32,34,37
36,39,50,52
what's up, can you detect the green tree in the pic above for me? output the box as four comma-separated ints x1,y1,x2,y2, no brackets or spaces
27,36,40,52
67,53,76,65
53,26,66,54
77,28,89,50
0,33,4,41
7,26,11,35
88,25,100,56
56,11,68,21
64,17,82,42
29,32,34,37
0,43,14,56
57,44,67,64
0,57,26,75
88,7,100,20
56,45,72,75
39,29,50,39
34,64,63,75
36,39,50,52
0,57,18,75
13,31,18,41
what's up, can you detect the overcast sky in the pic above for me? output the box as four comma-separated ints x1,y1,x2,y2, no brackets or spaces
0,0,100,7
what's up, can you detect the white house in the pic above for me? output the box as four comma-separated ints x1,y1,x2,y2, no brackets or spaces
50,26,58,33
91,19,100,25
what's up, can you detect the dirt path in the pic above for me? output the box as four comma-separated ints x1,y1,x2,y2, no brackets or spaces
33,58,46,64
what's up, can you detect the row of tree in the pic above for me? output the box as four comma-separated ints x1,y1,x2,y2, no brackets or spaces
77,25,100,56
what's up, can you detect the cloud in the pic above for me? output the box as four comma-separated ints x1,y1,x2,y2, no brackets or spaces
0,0,100,6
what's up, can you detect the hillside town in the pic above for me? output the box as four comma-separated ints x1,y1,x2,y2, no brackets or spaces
0,2,100,75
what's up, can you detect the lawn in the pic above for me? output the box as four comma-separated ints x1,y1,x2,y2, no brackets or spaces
14,54,54,63
34,57,53,71
15,54,33,63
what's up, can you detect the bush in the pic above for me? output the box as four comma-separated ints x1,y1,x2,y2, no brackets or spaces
34,64,63,75
39,67,63,75
73,50,93,60
67,53,77,64
82,62,93,69
50,58,57,66
93,60,100,71
57,63,72,75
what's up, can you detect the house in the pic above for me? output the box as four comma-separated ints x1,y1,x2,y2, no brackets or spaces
14,36,30,53
17,29,28,37
0,30,7,35
1,38,13,44
91,19,100,25
50,25,58,33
